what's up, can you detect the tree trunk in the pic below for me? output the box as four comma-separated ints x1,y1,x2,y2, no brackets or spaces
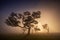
47,27,49,34
27,27,31,35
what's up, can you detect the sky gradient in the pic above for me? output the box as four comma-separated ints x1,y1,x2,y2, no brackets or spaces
0,0,60,34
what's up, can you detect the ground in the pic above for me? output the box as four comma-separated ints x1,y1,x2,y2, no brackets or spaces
0,33,60,40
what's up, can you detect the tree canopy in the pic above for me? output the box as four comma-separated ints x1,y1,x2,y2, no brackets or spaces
5,11,41,35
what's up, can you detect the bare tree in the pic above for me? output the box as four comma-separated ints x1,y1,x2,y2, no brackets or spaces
5,11,41,35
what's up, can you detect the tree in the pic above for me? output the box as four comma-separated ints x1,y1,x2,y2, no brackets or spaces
5,11,41,35
42,24,49,33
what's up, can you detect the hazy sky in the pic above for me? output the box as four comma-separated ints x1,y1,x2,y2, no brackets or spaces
0,0,60,34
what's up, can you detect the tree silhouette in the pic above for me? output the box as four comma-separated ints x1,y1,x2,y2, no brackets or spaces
5,11,41,35
42,24,49,33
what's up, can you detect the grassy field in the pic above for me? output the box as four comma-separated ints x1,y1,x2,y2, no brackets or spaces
0,33,60,40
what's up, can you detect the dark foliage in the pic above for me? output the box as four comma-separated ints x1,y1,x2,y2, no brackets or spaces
18,14,23,19
10,12,17,17
24,11,31,16
5,12,20,27
5,11,41,35
32,11,41,18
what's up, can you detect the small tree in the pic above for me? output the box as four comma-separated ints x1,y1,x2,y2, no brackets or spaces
5,11,41,35
42,24,49,33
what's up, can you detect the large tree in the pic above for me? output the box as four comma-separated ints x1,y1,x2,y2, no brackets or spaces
5,11,41,35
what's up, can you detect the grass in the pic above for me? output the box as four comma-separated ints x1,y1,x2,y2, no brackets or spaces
0,33,60,40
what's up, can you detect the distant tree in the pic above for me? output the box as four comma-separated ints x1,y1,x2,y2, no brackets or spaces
42,24,49,33
5,11,41,35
